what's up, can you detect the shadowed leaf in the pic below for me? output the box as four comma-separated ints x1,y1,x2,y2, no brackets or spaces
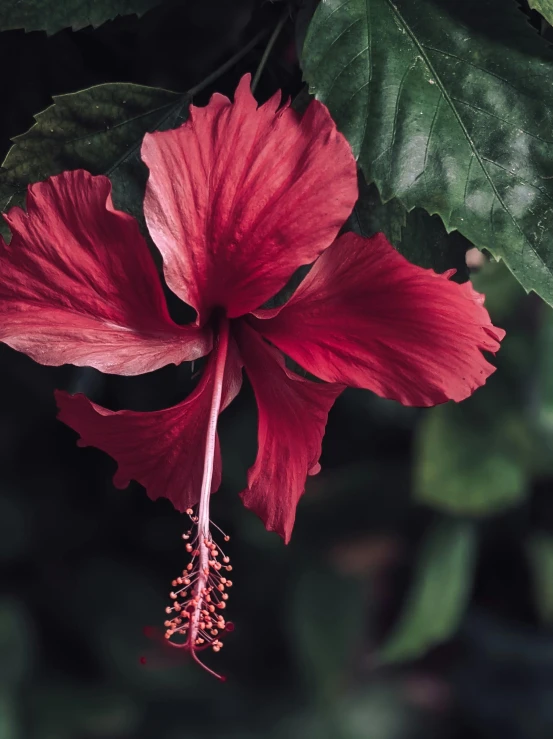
0,83,186,238
0,0,165,34
349,175,469,279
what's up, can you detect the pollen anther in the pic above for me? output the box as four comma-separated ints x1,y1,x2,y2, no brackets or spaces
164,506,233,679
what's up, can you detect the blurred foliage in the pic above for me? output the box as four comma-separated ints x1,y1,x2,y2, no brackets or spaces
379,520,477,664
527,534,553,625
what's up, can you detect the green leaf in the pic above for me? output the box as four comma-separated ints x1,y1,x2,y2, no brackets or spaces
379,519,476,663
527,534,553,625
0,690,18,739
414,402,530,516
0,597,34,687
0,0,165,34
291,564,364,700
0,83,185,239
303,0,553,306
529,1,553,26
350,175,469,278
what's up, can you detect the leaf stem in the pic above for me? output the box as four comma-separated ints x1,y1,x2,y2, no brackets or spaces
188,27,270,98
251,9,290,94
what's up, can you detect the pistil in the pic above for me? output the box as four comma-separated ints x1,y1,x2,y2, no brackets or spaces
164,316,232,680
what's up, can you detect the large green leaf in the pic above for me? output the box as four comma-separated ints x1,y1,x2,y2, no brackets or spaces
0,0,164,34
0,83,185,238
529,1,553,26
379,519,476,663
303,0,553,306
350,175,469,279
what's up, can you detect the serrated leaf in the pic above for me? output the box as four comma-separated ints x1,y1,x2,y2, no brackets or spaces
350,175,469,278
379,519,476,663
0,83,186,239
527,534,553,625
529,1,553,26
0,0,165,34
303,0,553,306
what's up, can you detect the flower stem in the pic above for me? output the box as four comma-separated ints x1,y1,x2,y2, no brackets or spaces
197,315,229,536
188,315,230,681
251,8,290,94
188,28,269,98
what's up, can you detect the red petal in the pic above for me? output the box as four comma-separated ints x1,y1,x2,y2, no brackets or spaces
142,74,357,323
55,338,242,511
234,321,343,543
0,171,209,374
251,232,505,407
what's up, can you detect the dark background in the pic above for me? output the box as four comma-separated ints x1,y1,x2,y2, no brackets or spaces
1,2,553,738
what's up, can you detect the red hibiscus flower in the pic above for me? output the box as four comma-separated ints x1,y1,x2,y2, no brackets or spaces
0,75,504,679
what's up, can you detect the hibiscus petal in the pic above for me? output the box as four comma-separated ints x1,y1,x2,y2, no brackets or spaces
234,322,343,543
251,232,505,407
141,74,357,323
0,170,209,374
55,337,243,511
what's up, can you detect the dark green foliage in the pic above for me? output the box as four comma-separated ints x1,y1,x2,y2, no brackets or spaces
303,0,553,305
0,0,165,34
0,83,184,237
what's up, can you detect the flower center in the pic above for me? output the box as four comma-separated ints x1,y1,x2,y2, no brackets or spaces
163,315,233,681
